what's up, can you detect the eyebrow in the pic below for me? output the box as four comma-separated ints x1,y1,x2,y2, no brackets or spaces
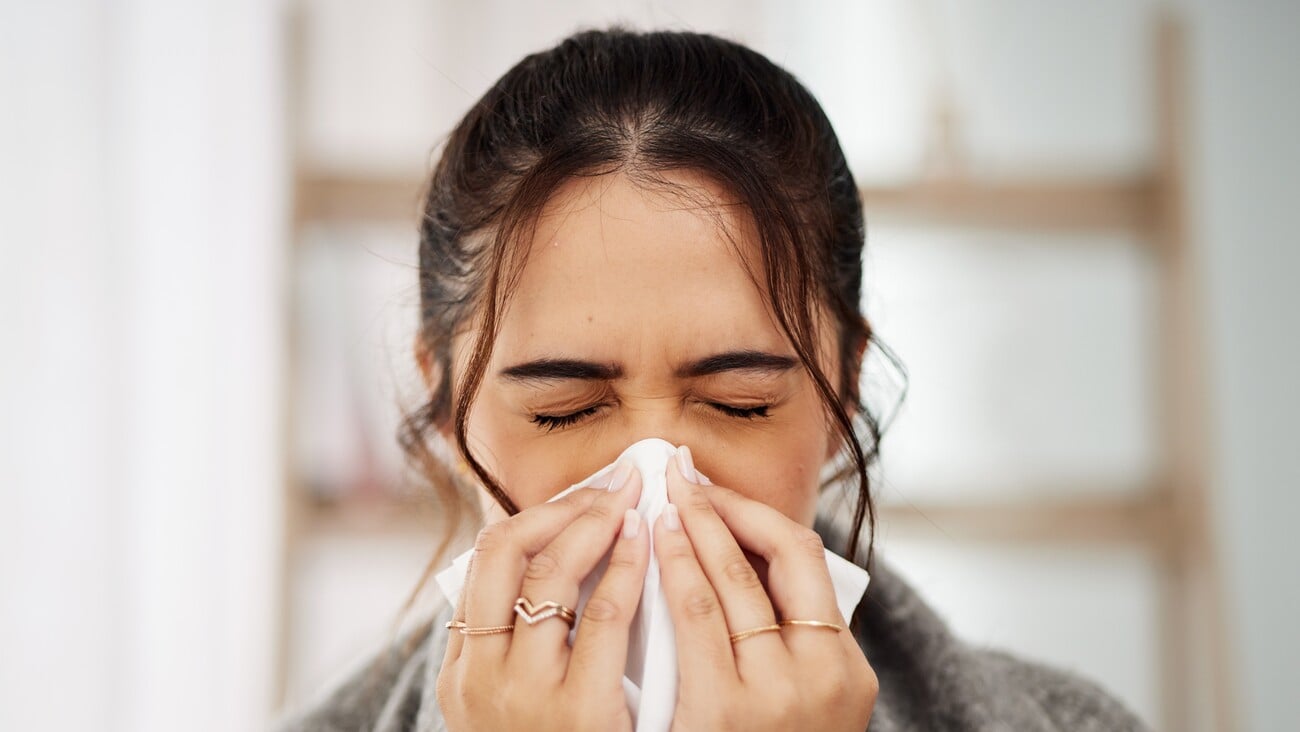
497,349,799,385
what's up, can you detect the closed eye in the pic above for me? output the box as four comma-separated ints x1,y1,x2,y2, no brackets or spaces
530,404,604,432
708,402,771,420
529,402,771,433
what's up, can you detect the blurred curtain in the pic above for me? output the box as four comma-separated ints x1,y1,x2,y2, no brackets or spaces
1,2,288,731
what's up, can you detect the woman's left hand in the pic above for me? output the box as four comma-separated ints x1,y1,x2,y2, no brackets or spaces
653,446,878,732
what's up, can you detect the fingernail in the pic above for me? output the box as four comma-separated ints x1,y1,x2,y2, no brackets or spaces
675,445,698,483
697,471,713,485
608,460,635,491
663,503,681,531
622,508,640,539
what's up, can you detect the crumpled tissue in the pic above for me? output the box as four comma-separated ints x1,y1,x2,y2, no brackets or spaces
434,437,871,732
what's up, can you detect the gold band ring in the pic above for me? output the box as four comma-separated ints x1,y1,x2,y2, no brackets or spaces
729,619,845,644
514,597,578,628
779,619,844,632
444,619,514,636
729,623,781,643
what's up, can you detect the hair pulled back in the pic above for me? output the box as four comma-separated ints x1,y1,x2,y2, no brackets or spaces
397,26,904,617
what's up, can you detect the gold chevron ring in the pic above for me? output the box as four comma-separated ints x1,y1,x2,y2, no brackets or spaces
514,597,578,627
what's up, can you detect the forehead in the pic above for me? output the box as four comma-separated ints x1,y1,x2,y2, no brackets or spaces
494,170,787,361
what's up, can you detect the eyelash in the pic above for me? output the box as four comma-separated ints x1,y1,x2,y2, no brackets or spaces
530,402,772,433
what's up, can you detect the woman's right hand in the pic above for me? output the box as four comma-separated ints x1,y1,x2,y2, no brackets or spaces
436,458,649,732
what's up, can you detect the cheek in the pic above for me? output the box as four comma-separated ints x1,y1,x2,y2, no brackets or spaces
698,431,825,528
711,395,829,528
463,389,590,510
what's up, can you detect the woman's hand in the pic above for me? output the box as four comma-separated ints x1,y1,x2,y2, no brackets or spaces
654,446,878,731
436,459,650,732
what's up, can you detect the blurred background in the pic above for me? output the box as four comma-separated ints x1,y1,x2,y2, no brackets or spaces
2,1,1296,730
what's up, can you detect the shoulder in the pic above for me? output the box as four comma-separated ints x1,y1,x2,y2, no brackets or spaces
971,646,1151,732
271,600,453,732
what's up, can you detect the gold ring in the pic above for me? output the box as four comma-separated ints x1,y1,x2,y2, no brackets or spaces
779,619,844,632
444,619,514,636
728,623,781,643
514,597,578,627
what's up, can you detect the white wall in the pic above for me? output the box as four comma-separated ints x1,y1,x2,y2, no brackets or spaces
0,2,120,728
0,1,288,731
1184,1,1300,730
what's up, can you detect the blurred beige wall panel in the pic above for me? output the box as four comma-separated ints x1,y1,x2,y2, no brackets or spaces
292,222,421,501
293,0,1165,181
934,0,1161,175
283,533,443,710
866,228,1160,503
294,0,765,175
752,0,931,181
879,536,1162,729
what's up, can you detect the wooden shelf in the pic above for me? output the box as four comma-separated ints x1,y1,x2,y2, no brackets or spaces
294,171,1159,233
294,173,426,225
861,176,1157,231
299,487,1172,550
875,493,1173,548
298,495,442,541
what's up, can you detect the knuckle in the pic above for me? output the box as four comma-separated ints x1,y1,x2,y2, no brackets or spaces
793,526,826,557
473,521,511,555
580,594,623,623
605,544,640,572
523,548,564,582
722,554,762,589
861,662,881,698
662,541,697,563
583,500,613,523
843,644,879,698
682,590,720,620
819,665,852,703
682,486,713,512
712,484,740,501
562,486,603,507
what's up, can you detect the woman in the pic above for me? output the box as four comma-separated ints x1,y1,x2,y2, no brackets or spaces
276,26,1148,731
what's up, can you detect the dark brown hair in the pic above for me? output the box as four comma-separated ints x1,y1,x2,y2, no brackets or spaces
395,25,904,624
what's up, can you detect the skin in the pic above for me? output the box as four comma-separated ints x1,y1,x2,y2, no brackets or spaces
426,169,878,730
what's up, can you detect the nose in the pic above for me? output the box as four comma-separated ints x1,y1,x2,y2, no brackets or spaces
598,405,714,478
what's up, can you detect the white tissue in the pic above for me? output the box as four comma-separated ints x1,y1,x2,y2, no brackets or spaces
434,438,871,732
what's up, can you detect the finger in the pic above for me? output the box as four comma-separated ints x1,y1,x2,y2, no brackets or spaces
653,502,738,688
454,484,608,664
704,485,847,656
508,462,644,676
566,505,650,690
442,565,475,666
664,445,783,669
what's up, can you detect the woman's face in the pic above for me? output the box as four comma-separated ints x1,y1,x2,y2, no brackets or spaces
443,169,847,529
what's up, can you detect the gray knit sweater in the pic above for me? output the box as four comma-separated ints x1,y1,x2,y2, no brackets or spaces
274,511,1150,731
